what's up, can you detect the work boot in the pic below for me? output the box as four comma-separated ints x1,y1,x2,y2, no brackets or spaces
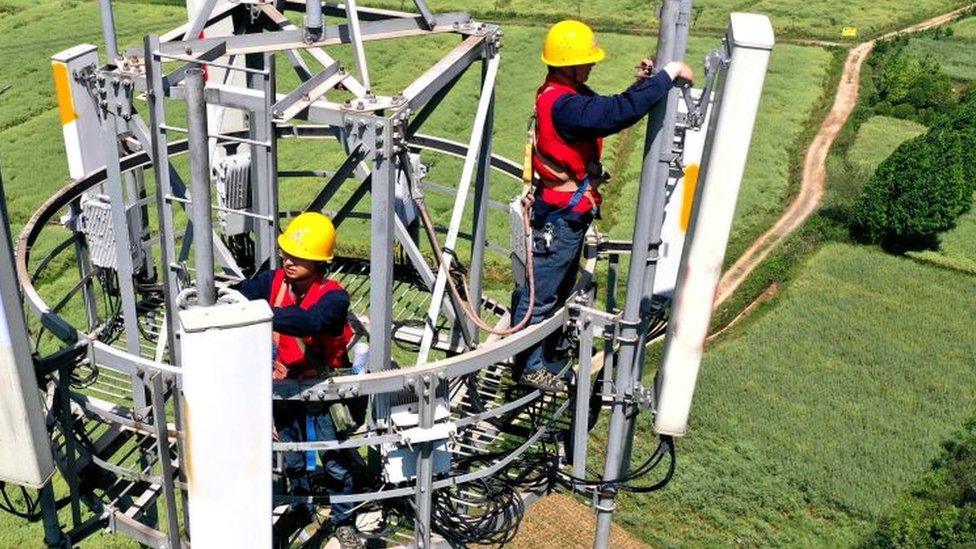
519,369,567,393
273,505,313,548
334,525,365,549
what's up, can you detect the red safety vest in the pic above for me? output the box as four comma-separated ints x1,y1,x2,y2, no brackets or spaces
270,269,352,380
533,73,604,212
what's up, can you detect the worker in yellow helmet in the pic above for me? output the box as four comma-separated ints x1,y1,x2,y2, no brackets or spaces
513,20,694,392
234,212,363,548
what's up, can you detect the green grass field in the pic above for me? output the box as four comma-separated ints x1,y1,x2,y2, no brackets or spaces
611,243,976,546
899,12,976,83
847,116,926,176
361,0,973,40
906,35,976,81
2,0,975,547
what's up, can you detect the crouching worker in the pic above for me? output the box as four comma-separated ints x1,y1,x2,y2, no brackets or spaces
513,20,694,392
233,212,364,549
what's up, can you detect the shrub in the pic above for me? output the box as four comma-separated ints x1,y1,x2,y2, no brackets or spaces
929,95,976,186
869,39,953,121
863,412,976,548
850,132,970,248
891,102,917,119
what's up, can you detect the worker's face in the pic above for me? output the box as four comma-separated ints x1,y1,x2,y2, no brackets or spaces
562,63,594,84
280,251,317,282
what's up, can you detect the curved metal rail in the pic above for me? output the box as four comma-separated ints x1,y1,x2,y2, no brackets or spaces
17,133,607,546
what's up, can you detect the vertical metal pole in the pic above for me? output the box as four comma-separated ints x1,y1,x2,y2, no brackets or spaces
170,379,192,534
601,254,620,398
185,67,216,306
467,57,494,342
150,374,182,549
57,362,83,527
368,116,395,384
413,375,435,548
101,74,147,405
248,52,278,271
305,0,323,41
131,167,156,278
144,35,182,365
98,0,120,62
572,314,594,483
70,200,99,330
593,2,681,546
343,0,372,91
621,0,694,474
39,484,66,547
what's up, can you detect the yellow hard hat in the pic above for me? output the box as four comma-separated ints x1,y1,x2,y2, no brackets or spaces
278,212,336,262
541,20,606,67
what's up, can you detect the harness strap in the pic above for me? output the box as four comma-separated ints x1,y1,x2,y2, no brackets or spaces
304,415,317,471
536,177,597,225
271,275,317,380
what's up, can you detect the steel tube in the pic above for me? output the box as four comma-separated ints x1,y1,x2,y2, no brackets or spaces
593,2,681,546
39,484,66,547
467,57,494,340
413,375,436,548
344,0,372,90
150,375,181,548
415,52,499,365
305,0,323,41
184,67,216,306
572,315,594,483
99,0,120,62
619,0,694,476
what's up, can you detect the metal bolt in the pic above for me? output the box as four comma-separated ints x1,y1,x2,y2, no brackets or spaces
318,390,326,400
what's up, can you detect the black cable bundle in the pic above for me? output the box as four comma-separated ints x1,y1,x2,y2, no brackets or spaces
0,482,41,521
430,476,524,548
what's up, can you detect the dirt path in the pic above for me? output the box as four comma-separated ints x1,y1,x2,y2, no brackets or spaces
715,3,975,306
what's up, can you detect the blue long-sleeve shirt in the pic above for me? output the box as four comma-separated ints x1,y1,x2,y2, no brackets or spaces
233,270,350,338
551,70,674,141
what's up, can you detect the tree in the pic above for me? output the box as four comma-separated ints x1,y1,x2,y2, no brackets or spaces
851,133,970,249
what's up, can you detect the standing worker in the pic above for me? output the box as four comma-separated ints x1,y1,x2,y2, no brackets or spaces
513,20,694,392
233,212,364,549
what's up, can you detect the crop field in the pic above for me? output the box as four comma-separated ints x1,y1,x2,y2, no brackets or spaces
846,116,926,181
906,35,976,81
361,0,974,40
605,243,976,546
903,14,976,82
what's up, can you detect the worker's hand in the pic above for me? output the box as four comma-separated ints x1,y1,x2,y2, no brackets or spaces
272,427,279,442
635,58,655,79
663,61,695,85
